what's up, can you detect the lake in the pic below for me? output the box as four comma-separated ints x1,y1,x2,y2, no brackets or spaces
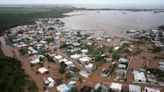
61,10,164,37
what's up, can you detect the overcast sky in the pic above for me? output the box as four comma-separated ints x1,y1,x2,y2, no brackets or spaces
0,0,164,5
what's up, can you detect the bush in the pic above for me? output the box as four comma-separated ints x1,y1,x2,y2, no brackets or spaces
65,73,72,79
19,48,28,55
112,52,120,60
152,47,162,53
26,80,38,92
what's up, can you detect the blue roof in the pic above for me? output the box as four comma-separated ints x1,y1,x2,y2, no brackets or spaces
67,84,75,89
71,77,80,81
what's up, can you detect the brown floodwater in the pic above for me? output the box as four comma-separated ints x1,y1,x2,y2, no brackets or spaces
62,10,164,37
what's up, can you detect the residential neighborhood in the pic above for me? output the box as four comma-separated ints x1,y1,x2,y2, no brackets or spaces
0,17,163,92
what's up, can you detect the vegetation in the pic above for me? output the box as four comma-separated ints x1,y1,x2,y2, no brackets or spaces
152,47,162,53
112,52,120,60
65,73,72,79
26,80,38,92
0,49,38,92
0,6,76,34
46,55,55,62
70,88,79,92
147,68,164,79
58,62,67,74
19,48,28,55
95,55,105,62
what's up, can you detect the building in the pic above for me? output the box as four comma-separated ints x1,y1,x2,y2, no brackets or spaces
38,67,48,74
129,85,141,92
133,71,146,82
43,77,56,88
110,82,122,92
101,82,110,92
143,87,160,92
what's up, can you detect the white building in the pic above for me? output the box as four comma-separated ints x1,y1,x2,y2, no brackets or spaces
129,85,141,92
143,87,160,92
110,82,122,92
38,67,48,74
30,58,40,64
133,71,146,82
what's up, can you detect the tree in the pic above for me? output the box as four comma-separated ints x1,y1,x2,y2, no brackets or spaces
58,62,67,74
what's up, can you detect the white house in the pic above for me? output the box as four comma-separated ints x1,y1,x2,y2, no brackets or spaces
81,49,89,53
143,87,160,92
119,58,129,63
54,55,63,60
79,57,91,63
129,85,141,92
110,82,122,92
79,70,90,78
43,77,56,88
70,54,81,60
30,58,40,64
113,46,120,51
38,67,48,74
133,71,146,82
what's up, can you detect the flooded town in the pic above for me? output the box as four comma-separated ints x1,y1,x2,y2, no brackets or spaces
0,10,164,92
0,1,164,92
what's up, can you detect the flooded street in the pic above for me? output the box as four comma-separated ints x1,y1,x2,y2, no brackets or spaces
62,10,164,37
0,36,58,92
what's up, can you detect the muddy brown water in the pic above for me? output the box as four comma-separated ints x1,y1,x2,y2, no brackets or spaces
62,10,164,37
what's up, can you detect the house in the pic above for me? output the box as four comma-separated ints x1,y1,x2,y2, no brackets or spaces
159,62,164,71
84,63,96,72
113,46,120,51
118,64,127,69
101,69,110,77
147,75,158,84
64,61,75,67
115,69,126,80
133,70,146,82
101,82,110,92
59,58,68,63
110,82,122,92
81,49,89,53
43,77,56,88
28,46,38,54
48,51,56,57
80,85,93,92
38,67,48,74
70,67,80,74
129,85,141,92
56,83,74,92
79,57,91,63
54,55,62,60
31,58,40,64
120,41,129,46
94,83,101,90
143,87,160,92
70,54,81,60
119,58,129,63
79,70,90,78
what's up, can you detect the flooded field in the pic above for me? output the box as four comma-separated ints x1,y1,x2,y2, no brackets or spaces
62,10,164,36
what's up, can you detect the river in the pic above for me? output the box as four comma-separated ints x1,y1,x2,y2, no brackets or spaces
62,10,164,37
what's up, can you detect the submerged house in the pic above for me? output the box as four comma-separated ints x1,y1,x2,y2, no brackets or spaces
129,84,141,92
133,70,146,82
110,82,122,92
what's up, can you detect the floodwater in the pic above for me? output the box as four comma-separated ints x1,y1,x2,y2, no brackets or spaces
62,10,164,36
